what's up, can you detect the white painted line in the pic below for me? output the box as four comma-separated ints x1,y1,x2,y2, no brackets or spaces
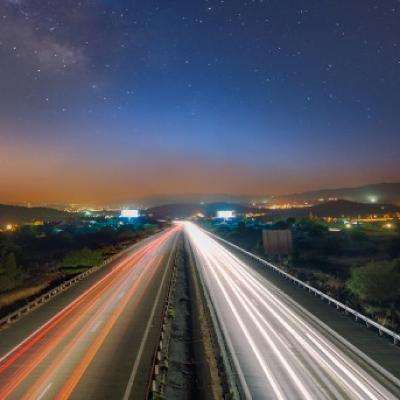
90,320,103,333
36,382,52,400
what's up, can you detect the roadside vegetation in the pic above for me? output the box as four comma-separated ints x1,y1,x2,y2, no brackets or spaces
201,218,400,331
0,219,165,315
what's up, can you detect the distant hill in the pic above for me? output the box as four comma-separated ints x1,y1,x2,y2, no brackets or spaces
134,193,255,208
278,182,400,205
0,204,70,225
147,199,400,220
308,200,399,217
267,200,400,219
119,182,400,208
147,203,203,219
147,202,256,219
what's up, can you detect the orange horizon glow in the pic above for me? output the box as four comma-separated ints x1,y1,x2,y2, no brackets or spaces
1,132,400,205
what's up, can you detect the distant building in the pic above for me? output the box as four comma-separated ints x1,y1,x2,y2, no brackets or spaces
120,209,140,219
262,229,293,255
216,210,234,219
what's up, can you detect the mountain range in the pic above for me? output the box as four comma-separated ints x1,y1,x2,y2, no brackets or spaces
0,204,69,225
276,182,400,205
136,182,400,207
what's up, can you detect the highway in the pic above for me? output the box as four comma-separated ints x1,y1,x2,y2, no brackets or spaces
184,222,400,400
0,226,181,400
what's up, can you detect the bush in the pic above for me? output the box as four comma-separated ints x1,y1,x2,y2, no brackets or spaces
0,252,23,292
62,248,103,269
346,260,400,305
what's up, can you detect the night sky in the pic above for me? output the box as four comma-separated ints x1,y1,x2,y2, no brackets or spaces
1,0,399,204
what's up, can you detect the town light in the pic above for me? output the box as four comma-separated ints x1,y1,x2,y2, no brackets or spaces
216,210,234,219
120,209,139,218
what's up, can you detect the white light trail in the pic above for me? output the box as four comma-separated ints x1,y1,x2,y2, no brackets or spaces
184,222,398,400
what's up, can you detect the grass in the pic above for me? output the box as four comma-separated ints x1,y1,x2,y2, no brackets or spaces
167,307,175,319
0,282,49,309
60,267,90,275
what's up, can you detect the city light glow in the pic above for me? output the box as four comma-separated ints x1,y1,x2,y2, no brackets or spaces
368,195,378,203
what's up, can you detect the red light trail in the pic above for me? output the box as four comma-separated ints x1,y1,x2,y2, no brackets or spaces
0,227,180,399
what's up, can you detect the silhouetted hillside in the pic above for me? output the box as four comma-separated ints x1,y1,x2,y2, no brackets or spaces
147,203,203,219
147,202,256,219
309,200,399,217
0,204,70,225
279,182,400,205
267,200,399,219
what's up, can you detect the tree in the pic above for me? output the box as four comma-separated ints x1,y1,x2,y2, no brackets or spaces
295,219,329,237
347,260,400,305
0,252,23,292
388,234,400,258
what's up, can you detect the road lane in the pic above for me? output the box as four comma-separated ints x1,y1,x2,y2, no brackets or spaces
184,222,400,400
0,226,181,399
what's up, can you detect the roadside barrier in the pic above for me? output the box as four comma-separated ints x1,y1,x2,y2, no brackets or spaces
0,245,135,331
147,239,179,399
207,230,400,346
185,239,249,400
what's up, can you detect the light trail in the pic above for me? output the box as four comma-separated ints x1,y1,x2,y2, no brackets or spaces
184,222,399,400
0,227,180,399
0,232,168,369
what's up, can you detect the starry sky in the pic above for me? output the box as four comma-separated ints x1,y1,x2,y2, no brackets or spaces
0,0,399,204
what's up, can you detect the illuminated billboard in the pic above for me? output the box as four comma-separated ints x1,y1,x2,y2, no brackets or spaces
216,210,234,219
120,209,139,218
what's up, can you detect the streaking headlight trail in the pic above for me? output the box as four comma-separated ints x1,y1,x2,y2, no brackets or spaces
184,222,399,400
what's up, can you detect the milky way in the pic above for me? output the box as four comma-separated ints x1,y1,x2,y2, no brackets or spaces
0,0,399,203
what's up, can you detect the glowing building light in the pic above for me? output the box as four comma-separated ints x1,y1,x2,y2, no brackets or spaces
120,209,139,218
216,210,234,219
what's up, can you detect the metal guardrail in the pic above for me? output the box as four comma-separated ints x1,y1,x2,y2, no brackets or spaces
185,238,249,400
0,249,127,330
146,239,178,399
207,230,400,346
0,230,165,331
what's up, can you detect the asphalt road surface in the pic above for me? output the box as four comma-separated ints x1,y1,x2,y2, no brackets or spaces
184,222,400,400
0,226,180,400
